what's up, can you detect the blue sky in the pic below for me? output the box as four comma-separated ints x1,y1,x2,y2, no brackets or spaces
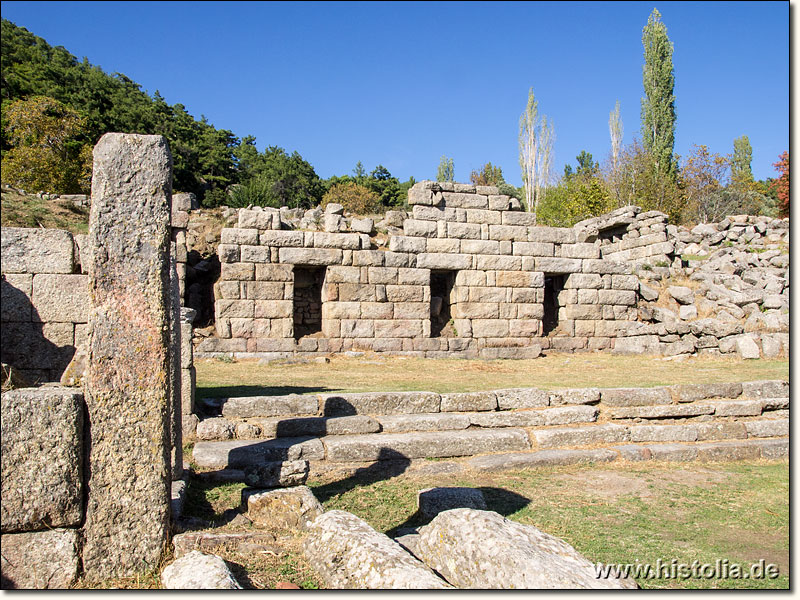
1,1,789,185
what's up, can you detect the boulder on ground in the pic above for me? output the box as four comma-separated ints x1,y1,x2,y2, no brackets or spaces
246,485,323,530
161,550,242,589
414,508,637,589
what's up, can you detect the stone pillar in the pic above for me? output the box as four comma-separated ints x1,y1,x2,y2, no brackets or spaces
169,247,183,481
82,133,173,578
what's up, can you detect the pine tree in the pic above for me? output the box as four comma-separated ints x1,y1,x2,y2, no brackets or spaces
641,8,676,180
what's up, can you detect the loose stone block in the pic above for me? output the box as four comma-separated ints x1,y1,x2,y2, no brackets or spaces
417,487,487,520
1,387,84,532
304,510,451,589
414,509,635,589
161,550,242,589
440,391,498,412
247,486,324,530
1,227,75,274
0,529,80,589
82,133,173,578
323,429,530,461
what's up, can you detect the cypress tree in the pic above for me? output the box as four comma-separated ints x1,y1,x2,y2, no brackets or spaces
641,8,676,180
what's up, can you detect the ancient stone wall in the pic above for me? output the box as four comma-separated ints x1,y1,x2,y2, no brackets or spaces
1,228,90,383
201,182,678,358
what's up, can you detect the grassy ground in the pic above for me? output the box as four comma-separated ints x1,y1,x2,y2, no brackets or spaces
196,353,789,399
1,189,90,234
174,459,788,590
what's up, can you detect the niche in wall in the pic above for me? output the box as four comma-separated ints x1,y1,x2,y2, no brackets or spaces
293,266,326,339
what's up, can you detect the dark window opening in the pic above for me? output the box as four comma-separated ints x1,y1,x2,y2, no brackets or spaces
430,270,457,337
293,266,325,340
542,274,566,337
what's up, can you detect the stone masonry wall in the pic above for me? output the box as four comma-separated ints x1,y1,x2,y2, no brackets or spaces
202,181,675,359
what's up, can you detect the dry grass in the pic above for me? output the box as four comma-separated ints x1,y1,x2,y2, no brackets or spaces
1,189,89,234
196,353,789,398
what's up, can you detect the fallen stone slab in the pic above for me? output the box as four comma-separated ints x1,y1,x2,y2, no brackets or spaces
246,486,324,531
670,382,743,403
320,391,441,416
417,487,487,520
608,404,715,420
303,510,451,589
414,509,636,589
322,429,530,462
192,438,325,469
256,415,380,438
161,550,242,589
440,391,497,412
599,387,673,407
0,528,79,589
220,394,320,418
467,448,618,472
741,380,789,399
243,459,310,487
532,423,630,448
469,405,598,428
1,387,84,533
173,531,279,558
629,424,698,443
495,388,549,409
548,388,601,405
377,413,471,433
744,419,789,438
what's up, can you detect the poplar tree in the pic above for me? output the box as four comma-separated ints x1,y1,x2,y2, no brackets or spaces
608,100,624,205
731,135,754,188
641,8,676,180
436,155,455,182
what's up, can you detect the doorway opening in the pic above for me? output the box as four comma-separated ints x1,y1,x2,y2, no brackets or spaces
542,274,566,337
430,270,457,337
293,266,325,340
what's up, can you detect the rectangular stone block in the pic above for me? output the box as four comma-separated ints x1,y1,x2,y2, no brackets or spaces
1,388,84,532
512,241,554,256
374,319,423,338
465,209,501,225
501,211,538,226
471,319,509,337
533,424,630,448
452,302,499,319
461,239,501,255
560,243,600,259
351,250,385,267
238,208,278,229
475,255,522,271
600,387,672,406
278,247,342,265
629,424,698,442
495,270,541,287
0,528,80,588
398,268,430,285
440,391,498,412
535,257,582,273
528,227,577,244
447,222,482,239
360,302,394,319
221,262,255,281
220,228,258,245
1,228,75,274
321,391,440,416
744,419,789,438
368,267,399,284
416,253,473,271
393,302,430,319
598,289,637,305
389,236,427,253
403,218,439,237
443,192,489,209
243,281,285,300
1,273,33,322
255,263,293,281
488,224,527,241
582,259,631,274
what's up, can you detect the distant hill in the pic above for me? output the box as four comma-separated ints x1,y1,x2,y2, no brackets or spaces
1,18,240,202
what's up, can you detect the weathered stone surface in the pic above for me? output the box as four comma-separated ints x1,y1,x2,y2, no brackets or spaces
220,394,319,418
440,391,497,412
549,388,601,405
532,424,629,448
192,438,325,469
0,528,80,589
415,509,636,589
1,273,33,321
1,387,84,533
736,335,761,359
470,405,598,428
600,387,672,407
629,424,698,443
417,487,487,520
243,460,310,487
667,285,694,305
495,388,549,409
708,399,763,417
741,380,788,399
161,550,242,589
257,415,380,438
82,133,173,578
609,404,715,419
377,413,471,433
1,227,74,274
754,438,788,459
323,429,530,462
304,510,451,589
320,391,440,416
696,441,761,462
468,448,619,471
744,419,789,438
246,485,323,530
196,417,235,441
695,422,747,441
671,382,742,402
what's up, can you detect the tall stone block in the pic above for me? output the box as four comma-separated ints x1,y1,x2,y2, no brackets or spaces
82,133,173,578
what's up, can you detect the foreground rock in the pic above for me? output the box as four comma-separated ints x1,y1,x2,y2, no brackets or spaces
161,550,242,589
304,510,451,589
0,528,79,589
245,485,323,530
414,509,637,589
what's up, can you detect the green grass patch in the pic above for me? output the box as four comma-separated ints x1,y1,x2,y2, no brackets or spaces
1,190,89,234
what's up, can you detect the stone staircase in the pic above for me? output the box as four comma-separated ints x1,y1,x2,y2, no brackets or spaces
191,380,788,477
